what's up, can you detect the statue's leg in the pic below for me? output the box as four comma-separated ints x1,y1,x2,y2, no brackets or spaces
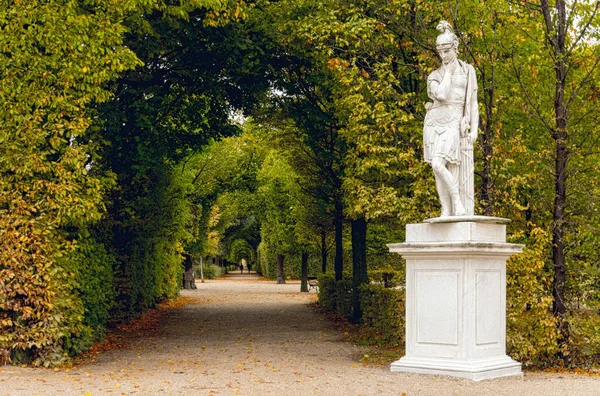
436,177,452,217
447,163,466,216
432,158,465,216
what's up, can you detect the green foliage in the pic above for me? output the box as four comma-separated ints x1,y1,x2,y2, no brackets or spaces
229,239,255,264
359,284,405,346
316,274,353,318
108,163,193,322
201,264,225,280
317,277,405,346
506,227,560,367
256,150,299,251
317,274,337,312
369,269,403,289
95,0,268,324
0,0,144,366
185,128,267,266
335,279,353,319
256,240,321,280
62,235,116,355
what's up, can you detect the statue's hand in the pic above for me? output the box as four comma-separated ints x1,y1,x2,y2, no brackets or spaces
446,59,457,74
460,116,470,136
468,130,478,144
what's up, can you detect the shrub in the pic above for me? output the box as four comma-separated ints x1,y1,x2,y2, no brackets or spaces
0,0,140,366
317,274,337,312
64,235,116,356
316,275,354,319
369,268,404,288
335,279,354,319
506,227,560,367
202,264,224,279
359,284,405,346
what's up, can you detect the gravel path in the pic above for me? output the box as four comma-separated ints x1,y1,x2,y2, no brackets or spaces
1,272,600,395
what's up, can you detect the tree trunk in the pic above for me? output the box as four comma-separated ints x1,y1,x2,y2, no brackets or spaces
199,255,205,283
276,254,286,284
542,0,570,354
301,251,308,292
182,254,196,290
480,100,494,216
553,137,568,340
321,231,328,273
476,14,500,217
552,90,569,354
351,218,368,323
334,202,343,281
255,248,260,275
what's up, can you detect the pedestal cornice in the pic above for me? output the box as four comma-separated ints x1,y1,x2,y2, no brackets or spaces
387,241,524,256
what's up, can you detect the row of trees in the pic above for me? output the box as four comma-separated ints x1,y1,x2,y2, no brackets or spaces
0,0,270,365
202,0,600,366
1,0,600,368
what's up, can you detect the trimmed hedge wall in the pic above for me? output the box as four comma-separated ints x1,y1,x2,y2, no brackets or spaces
317,274,337,312
317,275,405,345
359,284,405,345
335,279,353,319
369,269,403,288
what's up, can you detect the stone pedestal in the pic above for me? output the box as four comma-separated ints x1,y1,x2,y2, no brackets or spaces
387,218,523,381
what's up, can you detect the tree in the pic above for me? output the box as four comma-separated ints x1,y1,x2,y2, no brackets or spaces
507,0,600,357
351,218,367,322
248,0,350,281
256,151,300,283
94,0,275,318
0,0,146,365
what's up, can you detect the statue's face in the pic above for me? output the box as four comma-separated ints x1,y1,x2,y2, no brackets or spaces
437,46,457,66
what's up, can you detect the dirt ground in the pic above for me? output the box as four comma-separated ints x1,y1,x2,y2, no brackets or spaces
1,272,600,395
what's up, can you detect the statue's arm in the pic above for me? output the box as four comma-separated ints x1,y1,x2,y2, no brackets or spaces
468,64,479,140
428,68,452,101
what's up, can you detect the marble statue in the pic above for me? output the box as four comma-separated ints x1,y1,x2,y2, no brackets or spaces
424,20,478,217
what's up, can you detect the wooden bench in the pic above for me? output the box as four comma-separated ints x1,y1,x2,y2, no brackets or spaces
307,276,318,293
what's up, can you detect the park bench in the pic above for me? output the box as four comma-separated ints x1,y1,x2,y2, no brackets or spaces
307,276,318,293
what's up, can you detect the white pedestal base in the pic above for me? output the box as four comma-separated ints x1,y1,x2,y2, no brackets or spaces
391,355,522,381
388,220,524,381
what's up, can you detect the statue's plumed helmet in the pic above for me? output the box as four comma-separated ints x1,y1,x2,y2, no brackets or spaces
435,20,458,50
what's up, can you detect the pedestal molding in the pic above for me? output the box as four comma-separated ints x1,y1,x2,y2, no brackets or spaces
388,241,524,256
424,215,510,224
391,355,522,381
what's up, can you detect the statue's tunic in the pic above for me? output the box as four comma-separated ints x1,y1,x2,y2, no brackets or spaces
424,60,477,165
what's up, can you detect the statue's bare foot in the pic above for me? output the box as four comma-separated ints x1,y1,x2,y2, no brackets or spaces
440,206,451,217
453,201,466,216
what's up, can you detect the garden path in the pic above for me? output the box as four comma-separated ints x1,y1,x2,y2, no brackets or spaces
1,273,599,395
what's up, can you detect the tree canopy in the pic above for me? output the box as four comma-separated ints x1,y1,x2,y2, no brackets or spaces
2,0,600,368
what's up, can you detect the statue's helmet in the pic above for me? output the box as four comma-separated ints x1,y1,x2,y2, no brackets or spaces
435,20,458,50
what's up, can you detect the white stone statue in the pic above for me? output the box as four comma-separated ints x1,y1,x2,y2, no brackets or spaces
424,20,478,217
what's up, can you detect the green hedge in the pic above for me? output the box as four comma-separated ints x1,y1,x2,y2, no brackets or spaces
317,276,405,346
335,279,354,319
369,269,403,288
317,274,337,312
359,284,405,346
200,264,224,279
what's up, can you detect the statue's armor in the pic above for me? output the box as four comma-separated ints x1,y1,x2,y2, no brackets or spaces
423,66,467,165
